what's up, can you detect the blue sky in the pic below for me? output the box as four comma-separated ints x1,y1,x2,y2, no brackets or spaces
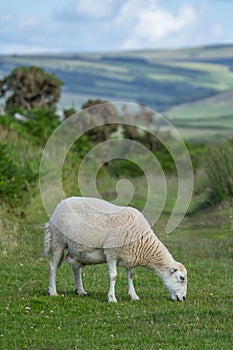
0,0,233,54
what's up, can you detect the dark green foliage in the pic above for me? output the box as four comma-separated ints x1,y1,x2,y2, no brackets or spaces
72,135,93,159
81,99,108,109
0,114,30,140
63,135,93,174
63,107,77,119
204,140,233,204
0,66,63,109
107,159,144,178
0,142,37,206
0,108,60,207
186,142,206,171
23,108,60,145
155,146,176,173
2,108,60,146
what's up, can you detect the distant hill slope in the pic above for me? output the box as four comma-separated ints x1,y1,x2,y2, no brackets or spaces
1,44,233,114
165,89,233,132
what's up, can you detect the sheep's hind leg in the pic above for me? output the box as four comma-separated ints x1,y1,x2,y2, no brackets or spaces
73,266,88,296
48,249,64,296
126,268,140,301
107,259,118,303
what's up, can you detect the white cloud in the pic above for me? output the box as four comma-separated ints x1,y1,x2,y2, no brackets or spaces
112,0,199,49
0,0,230,54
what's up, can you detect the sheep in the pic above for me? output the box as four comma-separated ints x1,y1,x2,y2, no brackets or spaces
44,196,187,302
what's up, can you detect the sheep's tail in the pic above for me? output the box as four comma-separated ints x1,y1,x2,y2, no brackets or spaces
44,222,52,257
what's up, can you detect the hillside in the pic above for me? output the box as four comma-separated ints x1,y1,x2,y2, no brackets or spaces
0,45,233,111
165,89,233,139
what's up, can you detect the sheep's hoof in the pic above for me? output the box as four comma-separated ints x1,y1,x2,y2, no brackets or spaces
129,294,140,301
48,290,58,296
108,295,117,303
75,289,88,296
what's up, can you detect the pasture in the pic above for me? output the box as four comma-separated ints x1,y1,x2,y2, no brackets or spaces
0,186,232,349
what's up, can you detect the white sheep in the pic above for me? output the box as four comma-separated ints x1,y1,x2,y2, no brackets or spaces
44,197,187,302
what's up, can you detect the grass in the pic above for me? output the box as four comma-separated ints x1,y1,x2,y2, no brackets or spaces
204,141,233,205
0,185,232,350
165,90,233,121
177,128,232,143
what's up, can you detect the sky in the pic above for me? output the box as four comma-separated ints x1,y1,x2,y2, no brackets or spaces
0,0,233,54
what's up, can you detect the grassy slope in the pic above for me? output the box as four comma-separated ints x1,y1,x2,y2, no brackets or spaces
0,180,232,350
165,90,233,125
164,89,233,140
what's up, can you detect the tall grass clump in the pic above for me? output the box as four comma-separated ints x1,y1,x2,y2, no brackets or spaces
204,139,233,205
0,142,38,207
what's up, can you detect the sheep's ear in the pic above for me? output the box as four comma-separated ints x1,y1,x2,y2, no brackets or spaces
170,267,178,274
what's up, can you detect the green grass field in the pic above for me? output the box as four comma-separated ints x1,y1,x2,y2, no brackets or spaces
0,182,232,349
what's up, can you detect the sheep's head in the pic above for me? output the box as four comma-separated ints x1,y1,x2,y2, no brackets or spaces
162,262,187,301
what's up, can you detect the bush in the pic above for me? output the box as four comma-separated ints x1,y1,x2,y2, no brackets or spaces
23,108,60,145
0,142,37,207
186,142,206,171
3,108,60,146
107,159,144,178
204,140,233,205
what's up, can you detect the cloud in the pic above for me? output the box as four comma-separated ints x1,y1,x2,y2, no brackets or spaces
56,0,200,48
112,0,200,49
0,0,230,54
0,11,63,54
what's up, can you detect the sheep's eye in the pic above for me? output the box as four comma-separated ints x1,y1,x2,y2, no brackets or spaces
180,276,185,283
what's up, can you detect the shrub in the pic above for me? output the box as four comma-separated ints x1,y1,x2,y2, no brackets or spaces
107,159,144,178
204,140,233,205
2,108,60,146
0,142,37,207
186,142,206,171
23,108,60,145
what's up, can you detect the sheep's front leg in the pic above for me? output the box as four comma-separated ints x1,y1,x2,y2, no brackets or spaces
73,266,88,296
107,259,118,303
126,268,140,301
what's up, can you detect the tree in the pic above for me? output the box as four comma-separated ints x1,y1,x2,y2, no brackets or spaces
81,99,118,142
0,66,63,110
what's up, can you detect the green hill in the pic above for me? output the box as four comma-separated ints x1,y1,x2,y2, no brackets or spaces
0,44,233,139
0,44,233,110
165,89,233,140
